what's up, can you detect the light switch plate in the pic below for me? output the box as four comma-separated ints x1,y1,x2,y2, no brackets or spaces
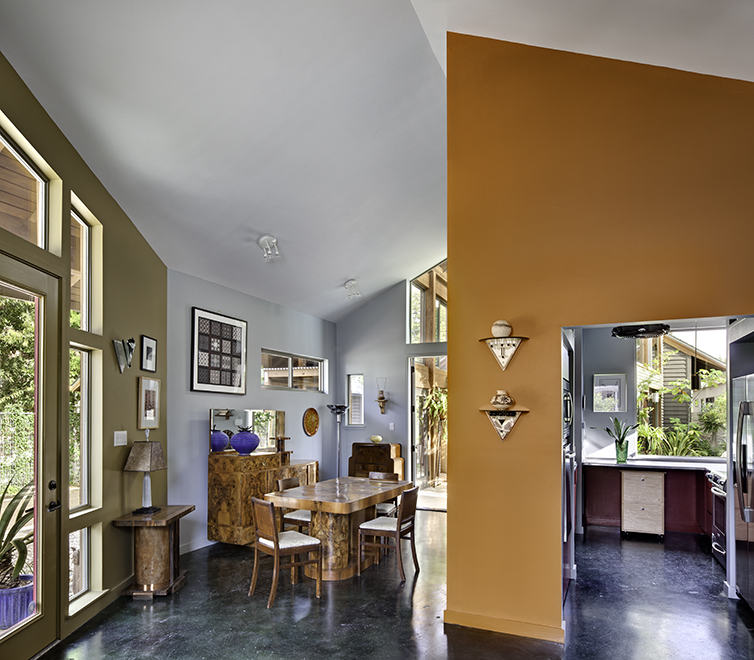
389,422,395,431
114,430,127,447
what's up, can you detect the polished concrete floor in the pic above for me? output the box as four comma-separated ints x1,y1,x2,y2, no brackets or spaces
38,514,754,660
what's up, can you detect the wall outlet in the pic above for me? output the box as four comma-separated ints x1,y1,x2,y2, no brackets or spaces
114,430,127,447
389,422,395,431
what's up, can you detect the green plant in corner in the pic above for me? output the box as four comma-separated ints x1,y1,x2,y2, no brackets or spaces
0,479,34,588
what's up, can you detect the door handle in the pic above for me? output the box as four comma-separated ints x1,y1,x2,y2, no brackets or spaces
47,500,62,512
736,401,754,522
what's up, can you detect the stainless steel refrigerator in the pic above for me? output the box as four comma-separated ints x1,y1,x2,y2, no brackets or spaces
730,319,754,610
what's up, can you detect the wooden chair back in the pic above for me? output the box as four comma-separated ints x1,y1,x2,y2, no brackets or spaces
251,497,279,544
398,486,419,527
369,471,399,481
278,477,300,491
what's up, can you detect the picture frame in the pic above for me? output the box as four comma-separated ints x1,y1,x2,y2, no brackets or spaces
138,377,160,429
593,373,627,413
141,335,157,372
191,307,247,395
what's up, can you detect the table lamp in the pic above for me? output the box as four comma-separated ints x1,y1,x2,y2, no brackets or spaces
124,430,167,514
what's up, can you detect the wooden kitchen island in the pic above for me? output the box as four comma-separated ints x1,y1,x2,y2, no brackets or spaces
265,476,411,581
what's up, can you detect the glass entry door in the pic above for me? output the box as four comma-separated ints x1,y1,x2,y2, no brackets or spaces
0,253,59,658
410,356,447,511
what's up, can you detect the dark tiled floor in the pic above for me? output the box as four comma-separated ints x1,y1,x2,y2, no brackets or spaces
38,514,754,660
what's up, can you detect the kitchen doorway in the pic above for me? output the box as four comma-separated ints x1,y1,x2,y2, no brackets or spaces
410,356,447,511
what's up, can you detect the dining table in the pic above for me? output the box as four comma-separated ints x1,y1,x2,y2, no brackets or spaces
264,475,411,581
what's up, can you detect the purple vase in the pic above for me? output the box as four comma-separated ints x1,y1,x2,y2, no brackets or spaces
0,575,34,630
231,428,260,455
210,427,229,452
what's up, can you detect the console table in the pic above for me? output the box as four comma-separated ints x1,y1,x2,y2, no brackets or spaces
113,504,195,599
207,452,318,545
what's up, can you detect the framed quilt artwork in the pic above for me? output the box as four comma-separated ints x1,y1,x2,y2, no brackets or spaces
191,307,247,394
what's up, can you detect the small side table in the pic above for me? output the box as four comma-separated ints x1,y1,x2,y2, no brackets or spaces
113,504,195,599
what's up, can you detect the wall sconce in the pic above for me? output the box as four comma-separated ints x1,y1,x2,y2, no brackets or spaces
113,338,136,374
651,392,660,403
123,429,167,514
258,234,280,261
376,377,388,414
345,279,361,299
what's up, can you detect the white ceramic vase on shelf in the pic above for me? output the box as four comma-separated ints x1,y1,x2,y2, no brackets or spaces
490,389,515,410
491,320,512,338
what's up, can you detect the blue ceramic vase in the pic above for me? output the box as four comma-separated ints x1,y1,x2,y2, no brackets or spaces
210,427,229,452
231,427,260,455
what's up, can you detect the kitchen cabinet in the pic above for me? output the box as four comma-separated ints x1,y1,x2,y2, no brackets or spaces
621,470,664,537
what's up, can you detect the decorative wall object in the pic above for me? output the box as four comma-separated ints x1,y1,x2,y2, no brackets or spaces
113,339,128,373
593,373,627,413
481,336,528,371
191,307,247,394
490,389,515,410
141,335,157,372
138,377,161,429
113,338,135,373
303,407,319,436
491,319,512,337
482,409,528,442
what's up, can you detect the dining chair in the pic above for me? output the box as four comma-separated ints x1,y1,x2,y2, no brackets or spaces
369,471,399,517
249,497,322,608
357,485,420,582
277,477,312,533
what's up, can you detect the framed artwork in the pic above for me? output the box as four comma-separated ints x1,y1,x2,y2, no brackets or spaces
191,307,247,394
303,407,319,436
593,374,627,413
138,377,160,429
141,335,157,372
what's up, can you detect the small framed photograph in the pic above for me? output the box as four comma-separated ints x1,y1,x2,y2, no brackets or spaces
138,377,160,429
191,307,247,395
593,374,627,413
141,335,157,372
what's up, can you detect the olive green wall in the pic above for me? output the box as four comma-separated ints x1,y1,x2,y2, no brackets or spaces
0,49,167,655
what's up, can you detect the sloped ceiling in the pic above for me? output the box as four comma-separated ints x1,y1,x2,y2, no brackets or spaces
1,1,752,321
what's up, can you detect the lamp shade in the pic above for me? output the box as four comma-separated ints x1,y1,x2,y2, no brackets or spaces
124,441,167,473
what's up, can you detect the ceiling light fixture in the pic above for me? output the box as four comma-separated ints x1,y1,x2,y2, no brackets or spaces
345,279,361,299
258,235,280,261
611,323,670,339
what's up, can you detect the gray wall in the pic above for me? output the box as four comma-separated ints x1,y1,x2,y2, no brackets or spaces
582,327,637,457
335,282,446,480
167,270,336,552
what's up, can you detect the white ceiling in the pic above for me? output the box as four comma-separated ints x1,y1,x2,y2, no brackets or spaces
1,1,752,321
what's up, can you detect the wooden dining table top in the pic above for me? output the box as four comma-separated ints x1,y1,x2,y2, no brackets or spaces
264,476,411,515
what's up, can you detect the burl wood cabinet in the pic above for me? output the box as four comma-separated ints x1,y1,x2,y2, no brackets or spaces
207,452,318,545
621,470,665,536
348,442,404,481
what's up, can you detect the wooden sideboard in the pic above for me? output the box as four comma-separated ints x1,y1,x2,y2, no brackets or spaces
348,442,404,481
207,451,318,545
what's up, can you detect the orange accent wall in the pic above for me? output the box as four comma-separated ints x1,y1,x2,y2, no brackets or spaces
445,33,754,642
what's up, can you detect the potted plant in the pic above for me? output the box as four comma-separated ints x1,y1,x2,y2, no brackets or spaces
0,479,34,630
592,417,637,464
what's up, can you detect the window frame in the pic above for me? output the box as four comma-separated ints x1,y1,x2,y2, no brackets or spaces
70,208,91,331
260,349,327,393
347,374,365,426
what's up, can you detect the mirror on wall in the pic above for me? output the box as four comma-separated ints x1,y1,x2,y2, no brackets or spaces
209,409,285,451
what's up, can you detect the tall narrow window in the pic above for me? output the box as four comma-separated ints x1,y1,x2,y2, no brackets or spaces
409,260,447,344
69,347,89,510
347,374,364,425
70,210,90,330
0,130,46,248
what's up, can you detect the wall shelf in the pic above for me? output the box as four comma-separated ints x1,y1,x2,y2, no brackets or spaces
480,409,529,442
480,336,528,371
